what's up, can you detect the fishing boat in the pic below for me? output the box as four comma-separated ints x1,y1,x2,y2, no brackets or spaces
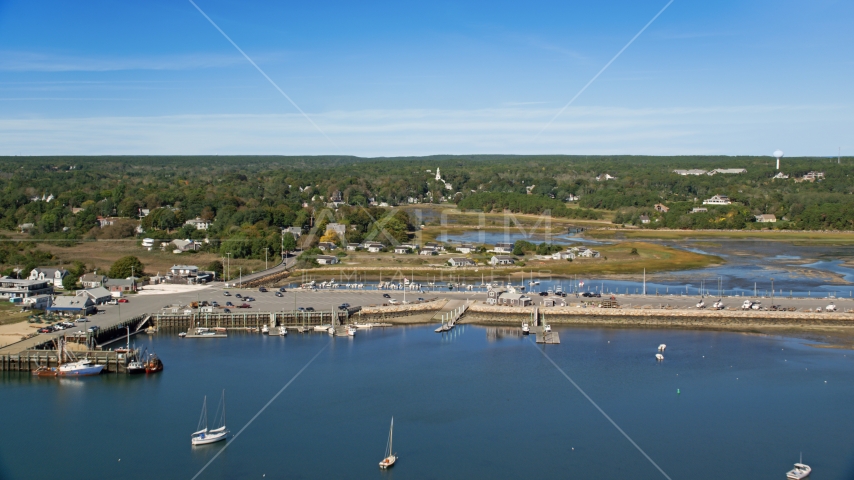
347,325,357,336
145,353,163,374
786,453,811,479
127,357,146,374
276,326,287,336
191,391,229,446
378,417,397,469
521,323,530,335
261,325,270,334
58,359,105,376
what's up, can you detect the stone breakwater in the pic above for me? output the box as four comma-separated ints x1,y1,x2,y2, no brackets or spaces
462,303,854,328
355,299,447,322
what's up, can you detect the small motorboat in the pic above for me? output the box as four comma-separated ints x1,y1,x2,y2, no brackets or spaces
32,365,58,377
313,324,332,332
543,324,552,333
58,359,105,377
327,327,335,335
178,332,187,338
713,299,724,309
658,344,666,352
261,325,270,334
145,353,163,374
655,353,664,361
354,323,374,329
522,323,530,335
379,417,397,469
213,327,227,333
347,325,357,336
276,326,287,336
786,454,811,479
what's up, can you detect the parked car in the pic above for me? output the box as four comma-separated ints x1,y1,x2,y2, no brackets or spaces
107,299,118,305
338,305,348,310
275,292,283,297
297,307,306,311
38,327,51,333
305,307,315,312
211,301,219,307
223,291,231,296
237,303,251,308
340,303,350,308
118,298,129,303
538,292,548,296
278,287,287,292
382,293,391,298
76,317,89,322
226,301,234,307
244,297,255,302
259,287,267,293
388,299,400,305
235,293,242,298
223,308,231,313
417,297,425,302
87,326,100,333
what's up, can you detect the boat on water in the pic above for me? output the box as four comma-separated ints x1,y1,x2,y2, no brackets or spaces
127,358,146,374
347,325,357,336
313,324,332,332
543,324,552,333
178,332,187,338
145,353,163,374
213,327,227,333
32,366,58,377
786,454,811,479
378,417,397,469
658,344,666,352
522,323,530,335
275,326,287,336
696,299,705,309
354,323,374,329
655,353,664,361
58,359,105,377
261,325,270,334
191,391,229,446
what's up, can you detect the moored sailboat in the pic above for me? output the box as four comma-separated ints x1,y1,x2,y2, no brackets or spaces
378,417,397,469
191,390,229,446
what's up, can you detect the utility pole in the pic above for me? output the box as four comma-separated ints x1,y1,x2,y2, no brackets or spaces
265,248,269,270
771,277,774,306
226,253,231,284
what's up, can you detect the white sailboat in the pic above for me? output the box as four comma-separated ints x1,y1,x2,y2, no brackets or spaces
378,417,397,469
191,390,229,446
786,453,811,479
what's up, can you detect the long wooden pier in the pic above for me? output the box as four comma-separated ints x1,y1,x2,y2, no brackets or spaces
1,349,132,373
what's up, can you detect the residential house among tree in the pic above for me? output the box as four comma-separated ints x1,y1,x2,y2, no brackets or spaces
489,255,515,266
80,273,107,288
493,242,513,253
28,268,69,289
654,203,669,213
448,257,476,267
316,255,339,265
703,195,732,205
184,217,211,230
755,214,777,223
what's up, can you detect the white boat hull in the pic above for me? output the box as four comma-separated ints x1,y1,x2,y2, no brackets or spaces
58,362,105,376
191,430,228,445
379,455,397,469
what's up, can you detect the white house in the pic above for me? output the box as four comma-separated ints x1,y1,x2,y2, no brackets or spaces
495,292,532,307
79,273,107,289
489,255,515,266
703,195,732,205
576,248,600,258
316,255,339,265
755,214,777,223
393,246,413,254
493,242,513,253
673,169,708,176
363,242,384,253
318,242,337,251
184,217,210,230
346,243,360,251
448,257,476,267
419,247,438,256
170,239,200,253
691,207,708,214
596,174,616,181
457,243,475,254
23,294,52,310
551,251,575,260
28,268,68,288
708,168,747,175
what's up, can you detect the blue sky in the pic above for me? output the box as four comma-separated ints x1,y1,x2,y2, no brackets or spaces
0,0,851,156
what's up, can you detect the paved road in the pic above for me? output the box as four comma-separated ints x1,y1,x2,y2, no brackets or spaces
226,251,299,287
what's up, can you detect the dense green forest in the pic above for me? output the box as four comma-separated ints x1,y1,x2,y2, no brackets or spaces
0,155,851,260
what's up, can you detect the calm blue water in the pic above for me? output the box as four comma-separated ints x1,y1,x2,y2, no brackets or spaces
2,326,853,480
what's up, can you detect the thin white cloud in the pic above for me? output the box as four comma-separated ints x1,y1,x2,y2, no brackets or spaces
0,104,847,156
0,50,286,72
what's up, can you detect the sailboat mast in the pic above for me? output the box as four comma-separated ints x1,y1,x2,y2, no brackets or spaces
222,390,226,428
390,417,393,454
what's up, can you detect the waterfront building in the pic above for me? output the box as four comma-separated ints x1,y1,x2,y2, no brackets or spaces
489,255,515,266
755,214,777,223
316,255,339,265
448,257,476,267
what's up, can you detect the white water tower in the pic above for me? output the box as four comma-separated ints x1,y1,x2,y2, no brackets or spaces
773,149,784,170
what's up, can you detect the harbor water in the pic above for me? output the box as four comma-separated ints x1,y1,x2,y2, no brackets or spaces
1,325,853,479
